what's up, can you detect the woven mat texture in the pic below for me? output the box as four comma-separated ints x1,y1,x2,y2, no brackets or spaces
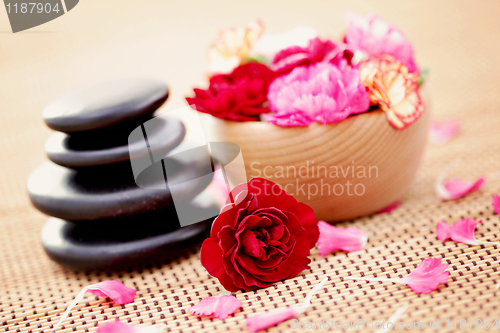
0,1,499,332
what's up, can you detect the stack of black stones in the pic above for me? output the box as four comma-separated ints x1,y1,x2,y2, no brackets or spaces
27,79,219,271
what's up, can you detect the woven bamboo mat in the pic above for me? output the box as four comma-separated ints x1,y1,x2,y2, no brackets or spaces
1,1,500,332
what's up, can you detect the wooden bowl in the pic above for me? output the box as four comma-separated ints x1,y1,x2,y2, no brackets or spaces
202,85,431,222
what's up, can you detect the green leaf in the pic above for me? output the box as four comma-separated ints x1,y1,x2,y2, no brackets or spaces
418,68,429,87
244,53,271,66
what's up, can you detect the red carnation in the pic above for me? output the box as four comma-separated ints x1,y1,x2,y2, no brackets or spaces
272,37,353,74
186,63,277,122
200,178,319,292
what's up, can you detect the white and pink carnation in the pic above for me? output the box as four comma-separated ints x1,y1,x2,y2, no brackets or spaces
344,11,418,73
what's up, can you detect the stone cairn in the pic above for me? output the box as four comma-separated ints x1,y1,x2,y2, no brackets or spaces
27,78,219,271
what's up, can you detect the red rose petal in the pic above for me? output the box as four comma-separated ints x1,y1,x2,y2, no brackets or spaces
240,230,265,257
269,224,285,240
296,202,320,248
200,238,241,292
212,195,253,242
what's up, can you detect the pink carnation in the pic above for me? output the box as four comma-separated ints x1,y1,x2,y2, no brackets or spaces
271,37,353,74
265,62,370,126
344,12,418,73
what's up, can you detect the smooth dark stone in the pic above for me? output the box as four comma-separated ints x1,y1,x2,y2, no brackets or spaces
64,188,220,226
40,195,219,271
45,116,185,168
42,78,169,133
27,148,213,221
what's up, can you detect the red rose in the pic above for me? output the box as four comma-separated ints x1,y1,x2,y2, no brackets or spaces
186,63,277,122
272,37,353,74
200,178,319,292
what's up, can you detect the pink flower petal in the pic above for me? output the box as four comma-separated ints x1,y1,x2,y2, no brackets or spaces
86,280,137,305
437,218,499,246
97,321,163,333
429,120,460,145
263,111,312,126
189,292,242,320
53,281,136,331
399,258,450,294
246,307,298,333
437,218,480,245
345,257,449,294
440,178,484,200
270,37,350,74
97,322,136,333
376,200,402,214
435,160,484,200
317,221,368,257
246,277,327,332
493,195,500,214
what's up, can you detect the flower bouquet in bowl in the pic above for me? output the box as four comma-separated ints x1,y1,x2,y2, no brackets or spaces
187,12,431,222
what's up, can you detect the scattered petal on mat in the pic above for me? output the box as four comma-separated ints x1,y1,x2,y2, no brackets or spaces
345,257,449,294
53,281,136,331
376,200,402,214
96,321,164,333
97,322,134,333
246,277,328,332
246,307,297,333
375,304,408,333
317,221,368,256
435,159,484,200
86,281,137,304
439,178,484,200
437,218,480,245
493,195,500,214
189,290,242,320
429,120,460,145
437,218,499,246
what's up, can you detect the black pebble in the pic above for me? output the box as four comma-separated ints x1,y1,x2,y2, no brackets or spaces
42,78,169,133
27,147,213,221
45,116,185,168
40,193,220,271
